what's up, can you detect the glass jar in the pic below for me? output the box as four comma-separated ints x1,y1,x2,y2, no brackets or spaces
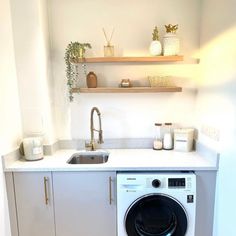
163,123,173,150
153,123,163,150
104,45,114,57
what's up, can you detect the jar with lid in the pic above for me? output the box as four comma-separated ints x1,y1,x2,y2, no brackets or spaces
163,123,173,150
153,123,163,150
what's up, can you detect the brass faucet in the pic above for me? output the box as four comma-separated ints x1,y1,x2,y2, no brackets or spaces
85,107,103,151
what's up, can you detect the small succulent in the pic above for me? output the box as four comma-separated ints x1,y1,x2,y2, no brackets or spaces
65,42,91,102
152,26,159,41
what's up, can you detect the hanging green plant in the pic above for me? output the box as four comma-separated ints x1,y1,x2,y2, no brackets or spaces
65,42,92,102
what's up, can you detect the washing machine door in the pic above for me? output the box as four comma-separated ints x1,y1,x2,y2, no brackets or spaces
125,194,187,236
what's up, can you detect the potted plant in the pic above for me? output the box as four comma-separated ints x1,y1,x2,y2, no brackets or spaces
65,42,92,102
149,26,162,56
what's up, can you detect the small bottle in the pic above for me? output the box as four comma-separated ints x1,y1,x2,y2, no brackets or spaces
163,123,173,150
153,123,163,150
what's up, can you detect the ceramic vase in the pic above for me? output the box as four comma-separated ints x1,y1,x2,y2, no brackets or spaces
163,33,180,56
86,72,97,88
149,40,162,56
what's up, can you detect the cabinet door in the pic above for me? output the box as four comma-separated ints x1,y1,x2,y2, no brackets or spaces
53,172,116,236
13,172,55,236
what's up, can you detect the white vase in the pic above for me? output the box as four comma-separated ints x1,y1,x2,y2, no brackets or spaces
163,33,180,56
149,40,162,56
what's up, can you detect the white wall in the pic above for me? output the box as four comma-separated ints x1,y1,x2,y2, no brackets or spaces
197,0,236,235
10,0,56,145
48,0,201,140
0,0,22,154
0,0,22,234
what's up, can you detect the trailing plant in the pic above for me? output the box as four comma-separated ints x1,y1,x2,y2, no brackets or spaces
65,42,92,102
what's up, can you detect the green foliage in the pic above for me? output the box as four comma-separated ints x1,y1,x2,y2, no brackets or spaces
152,26,159,41
65,42,92,102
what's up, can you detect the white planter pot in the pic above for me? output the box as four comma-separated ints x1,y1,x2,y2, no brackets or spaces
163,33,180,56
149,40,162,56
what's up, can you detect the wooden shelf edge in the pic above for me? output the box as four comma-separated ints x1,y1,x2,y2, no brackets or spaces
72,56,183,63
71,87,182,93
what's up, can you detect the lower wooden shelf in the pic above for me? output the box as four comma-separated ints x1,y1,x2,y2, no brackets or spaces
71,86,182,93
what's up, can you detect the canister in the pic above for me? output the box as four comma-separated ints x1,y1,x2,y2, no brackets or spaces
20,137,44,161
153,123,163,150
163,123,173,150
174,128,194,152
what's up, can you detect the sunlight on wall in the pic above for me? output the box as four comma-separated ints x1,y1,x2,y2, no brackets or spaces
197,1,236,234
195,25,236,151
195,91,235,151
198,26,236,86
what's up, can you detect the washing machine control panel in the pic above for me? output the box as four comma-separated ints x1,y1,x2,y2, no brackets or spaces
168,178,186,187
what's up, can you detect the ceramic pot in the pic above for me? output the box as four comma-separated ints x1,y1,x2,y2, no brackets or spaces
163,33,180,56
149,40,162,56
86,72,97,88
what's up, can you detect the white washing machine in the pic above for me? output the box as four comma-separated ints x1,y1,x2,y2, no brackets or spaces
117,172,196,236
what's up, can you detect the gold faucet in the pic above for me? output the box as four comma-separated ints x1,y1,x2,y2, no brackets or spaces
85,107,104,151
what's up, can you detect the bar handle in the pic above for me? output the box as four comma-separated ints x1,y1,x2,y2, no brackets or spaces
109,176,113,205
44,177,49,205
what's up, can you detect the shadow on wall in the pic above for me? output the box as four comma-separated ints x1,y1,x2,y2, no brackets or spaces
200,0,236,46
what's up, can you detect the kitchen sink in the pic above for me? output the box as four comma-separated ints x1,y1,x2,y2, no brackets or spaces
67,151,109,164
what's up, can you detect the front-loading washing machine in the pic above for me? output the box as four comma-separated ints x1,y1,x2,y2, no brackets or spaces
117,172,196,236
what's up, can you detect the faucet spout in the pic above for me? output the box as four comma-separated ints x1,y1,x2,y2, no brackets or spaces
86,107,103,151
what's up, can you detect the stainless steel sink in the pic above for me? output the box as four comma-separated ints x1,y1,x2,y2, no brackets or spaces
67,151,109,164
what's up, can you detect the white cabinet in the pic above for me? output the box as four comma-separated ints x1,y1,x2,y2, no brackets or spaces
13,172,55,236
53,171,116,236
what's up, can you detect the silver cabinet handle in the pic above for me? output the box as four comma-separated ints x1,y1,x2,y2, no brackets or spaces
44,177,49,205
109,176,113,205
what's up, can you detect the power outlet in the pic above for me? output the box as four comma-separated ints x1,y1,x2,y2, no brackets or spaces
201,125,220,141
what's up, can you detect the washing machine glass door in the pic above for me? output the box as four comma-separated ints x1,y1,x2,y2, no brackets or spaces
125,194,187,236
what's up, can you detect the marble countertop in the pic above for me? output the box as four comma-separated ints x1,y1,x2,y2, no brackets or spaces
3,148,218,172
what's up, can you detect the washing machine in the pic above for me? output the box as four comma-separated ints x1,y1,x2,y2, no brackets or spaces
117,172,196,236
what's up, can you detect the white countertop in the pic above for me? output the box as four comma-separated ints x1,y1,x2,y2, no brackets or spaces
3,149,218,172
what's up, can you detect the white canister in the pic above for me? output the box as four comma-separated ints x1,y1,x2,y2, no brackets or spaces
163,123,173,150
163,133,173,150
21,137,44,161
163,33,180,56
174,129,194,152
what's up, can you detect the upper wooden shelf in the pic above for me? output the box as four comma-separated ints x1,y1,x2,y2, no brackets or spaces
71,56,183,63
72,86,182,93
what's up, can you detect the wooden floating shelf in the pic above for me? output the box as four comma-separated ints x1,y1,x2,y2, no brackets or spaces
71,56,183,63
71,87,182,93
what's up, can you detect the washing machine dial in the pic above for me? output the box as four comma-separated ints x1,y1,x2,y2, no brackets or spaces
152,179,161,188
